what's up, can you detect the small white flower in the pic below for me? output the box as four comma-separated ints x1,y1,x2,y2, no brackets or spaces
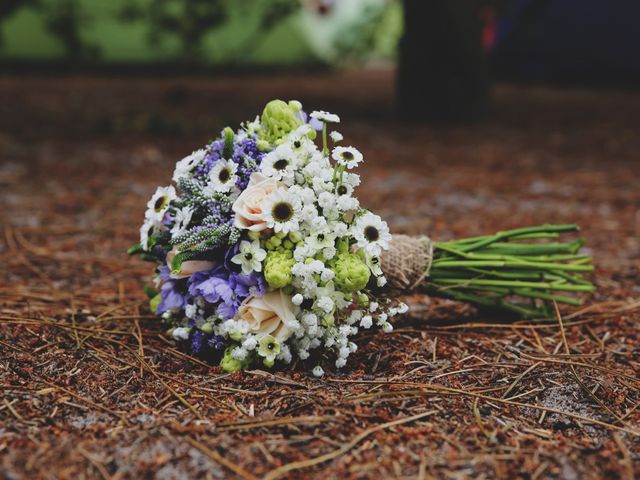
208,159,238,192
397,303,409,314
332,146,363,169
173,149,206,183
145,186,177,224
317,296,334,313
310,110,340,123
332,222,348,237
242,336,258,351
360,315,373,329
185,304,197,319
322,246,337,260
231,239,267,275
170,206,194,239
292,293,304,306
337,195,359,211
172,327,190,341
320,269,335,282
299,349,310,360
261,146,297,184
311,216,328,231
329,131,343,142
369,302,379,312
342,172,361,188
232,346,248,360
382,322,393,333
335,357,347,368
377,276,387,287
312,365,324,377
318,191,336,209
301,205,319,223
262,188,302,234
353,212,392,256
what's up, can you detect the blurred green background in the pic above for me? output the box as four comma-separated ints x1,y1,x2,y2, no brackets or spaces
0,0,401,66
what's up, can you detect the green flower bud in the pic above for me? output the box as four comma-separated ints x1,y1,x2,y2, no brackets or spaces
199,322,214,334
259,99,303,146
264,250,295,289
332,253,371,293
283,239,294,250
248,230,261,241
288,231,302,243
150,293,162,314
357,292,369,306
220,347,251,372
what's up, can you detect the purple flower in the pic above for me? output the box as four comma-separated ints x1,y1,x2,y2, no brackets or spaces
157,281,190,314
188,266,266,319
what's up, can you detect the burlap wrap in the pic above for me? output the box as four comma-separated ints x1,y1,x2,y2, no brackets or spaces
380,235,434,292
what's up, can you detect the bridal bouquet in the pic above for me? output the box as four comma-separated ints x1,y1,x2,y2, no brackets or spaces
129,100,594,374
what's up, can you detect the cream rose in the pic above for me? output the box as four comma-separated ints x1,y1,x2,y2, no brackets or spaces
166,247,216,279
236,290,298,343
232,172,282,231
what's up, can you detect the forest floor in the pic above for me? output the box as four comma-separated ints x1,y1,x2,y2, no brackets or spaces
1,70,639,479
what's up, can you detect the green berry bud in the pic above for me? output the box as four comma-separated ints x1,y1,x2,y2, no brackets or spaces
220,347,251,372
332,253,371,293
264,250,295,289
283,239,294,250
288,231,302,243
200,322,214,334
259,99,303,146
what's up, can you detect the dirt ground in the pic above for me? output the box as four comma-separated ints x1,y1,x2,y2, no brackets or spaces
1,70,639,479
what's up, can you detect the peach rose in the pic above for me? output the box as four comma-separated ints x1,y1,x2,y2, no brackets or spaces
236,290,298,343
232,172,282,231
166,247,216,279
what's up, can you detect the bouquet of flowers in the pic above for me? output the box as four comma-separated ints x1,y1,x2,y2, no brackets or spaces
129,100,594,375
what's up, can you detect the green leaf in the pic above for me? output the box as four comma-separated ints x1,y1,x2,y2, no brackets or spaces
143,285,158,299
127,243,143,255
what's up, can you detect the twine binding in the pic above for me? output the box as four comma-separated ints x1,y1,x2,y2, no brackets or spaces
380,234,434,292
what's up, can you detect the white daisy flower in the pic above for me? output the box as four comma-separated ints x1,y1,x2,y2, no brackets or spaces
353,212,392,256
231,239,267,275
145,185,177,224
208,159,238,192
261,146,297,184
332,146,363,169
329,131,343,142
335,182,354,197
172,149,206,184
288,134,315,158
262,188,302,234
170,206,194,239
310,110,340,123
307,229,336,252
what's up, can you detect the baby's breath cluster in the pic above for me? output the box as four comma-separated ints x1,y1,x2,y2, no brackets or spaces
130,100,404,374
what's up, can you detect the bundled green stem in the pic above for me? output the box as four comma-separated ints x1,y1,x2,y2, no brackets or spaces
424,224,595,318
